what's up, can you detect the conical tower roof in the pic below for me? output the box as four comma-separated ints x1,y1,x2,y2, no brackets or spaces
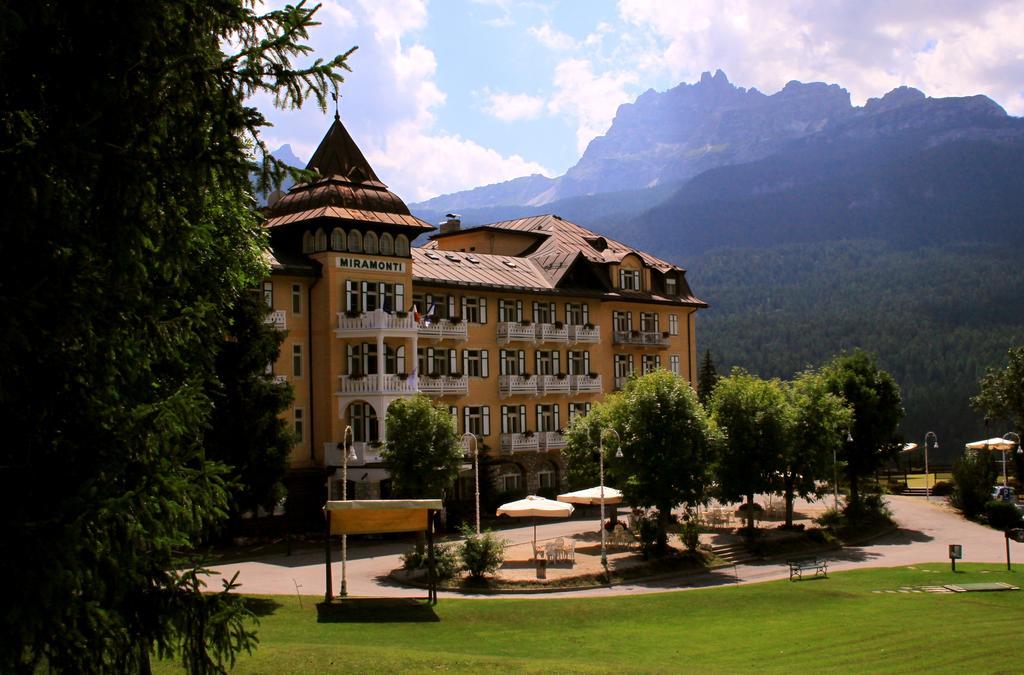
264,115,433,233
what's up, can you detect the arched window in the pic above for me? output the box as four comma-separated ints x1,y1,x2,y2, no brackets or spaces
379,232,394,256
364,231,379,255
395,234,410,257
330,227,346,251
314,228,327,252
301,231,314,254
348,229,363,253
347,401,379,443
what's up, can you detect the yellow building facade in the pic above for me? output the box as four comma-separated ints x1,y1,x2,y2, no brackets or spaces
262,117,705,517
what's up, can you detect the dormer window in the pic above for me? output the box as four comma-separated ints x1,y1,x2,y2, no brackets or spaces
314,228,327,252
330,228,346,251
302,231,314,254
379,233,394,256
395,235,410,257
347,229,363,253
665,277,677,296
619,268,641,291
364,231,379,255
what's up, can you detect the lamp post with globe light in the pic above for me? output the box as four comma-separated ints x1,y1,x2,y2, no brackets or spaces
463,432,480,534
339,425,357,597
598,427,621,581
924,431,938,501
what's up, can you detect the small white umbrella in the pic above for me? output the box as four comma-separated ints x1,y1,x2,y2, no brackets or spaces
900,443,919,453
496,495,574,557
966,437,1020,487
556,486,624,505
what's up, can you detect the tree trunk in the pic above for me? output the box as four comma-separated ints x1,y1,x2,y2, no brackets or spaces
656,506,670,555
784,475,795,528
849,473,859,510
746,493,755,530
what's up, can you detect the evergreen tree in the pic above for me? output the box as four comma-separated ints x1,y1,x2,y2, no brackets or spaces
698,349,720,405
0,2,351,671
206,291,295,521
972,345,1024,431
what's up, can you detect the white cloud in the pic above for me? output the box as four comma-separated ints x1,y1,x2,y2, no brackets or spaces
481,89,547,121
529,22,577,50
548,59,637,153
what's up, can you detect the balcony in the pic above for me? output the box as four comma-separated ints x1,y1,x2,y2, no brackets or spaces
417,374,469,397
535,322,568,343
499,374,538,398
570,373,602,394
265,309,287,330
418,318,468,342
497,321,536,344
272,374,288,385
337,373,417,396
324,441,382,467
613,330,670,348
335,309,417,337
538,431,567,451
501,432,539,454
568,324,600,343
537,374,571,395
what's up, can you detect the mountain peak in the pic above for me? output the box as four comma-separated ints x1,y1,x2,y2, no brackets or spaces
699,69,731,86
863,86,926,113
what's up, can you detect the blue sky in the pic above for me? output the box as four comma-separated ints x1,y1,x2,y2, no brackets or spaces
252,0,1024,202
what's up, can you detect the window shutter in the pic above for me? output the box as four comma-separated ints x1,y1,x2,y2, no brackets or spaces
553,351,560,373
427,347,435,374
628,312,633,331
569,403,576,419
519,405,527,432
582,303,589,324
449,349,457,375
536,404,542,430
480,298,487,324
448,296,456,318
501,406,508,433
463,407,470,435
532,302,539,324
396,284,405,312
518,350,526,374
584,352,591,372
535,351,541,374
499,349,507,375
344,280,353,311
481,350,489,377
360,281,368,311
516,300,523,321
498,299,506,321
483,407,491,436
554,404,560,430
461,296,467,318
346,344,355,373
549,302,556,320
463,350,469,375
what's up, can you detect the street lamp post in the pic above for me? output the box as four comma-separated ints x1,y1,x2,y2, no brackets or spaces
463,432,480,534
1004,432,1021,489
835,430,853,511
339,425,357,597
599,428,621,581
924,431,938,501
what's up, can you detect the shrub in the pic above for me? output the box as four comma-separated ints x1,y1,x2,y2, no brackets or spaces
635,512,660,560
952,452,997,519
400,542,459,580
984,500,1023,531
459,525,506,578
736,502,764,516
930,480,953,496
844,493,892,524
680,520,701,552
815,508,842,529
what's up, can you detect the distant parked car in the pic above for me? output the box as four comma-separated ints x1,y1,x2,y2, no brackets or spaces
991,486,1016,503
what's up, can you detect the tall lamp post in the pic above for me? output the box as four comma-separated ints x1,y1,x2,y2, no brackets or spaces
924,431,938,501
339,425,357,597
599,427,621,581
835,430,853,511
463,432,480,534
1004,432,1021,490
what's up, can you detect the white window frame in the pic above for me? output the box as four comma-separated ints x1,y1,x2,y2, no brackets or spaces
292,344,302,378
669,314,679,336
291,283,302,314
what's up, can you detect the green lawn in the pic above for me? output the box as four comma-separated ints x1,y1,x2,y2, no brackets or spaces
159,564,1022,673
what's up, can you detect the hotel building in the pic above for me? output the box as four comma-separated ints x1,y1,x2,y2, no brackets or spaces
262,116,706,519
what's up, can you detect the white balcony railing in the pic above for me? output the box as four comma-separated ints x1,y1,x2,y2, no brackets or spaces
497,322,537,344
417,319,468,341
272,374,288,385
337,373,417,396
265,309,287,330
417,374,469,397
501,432,539,453
613,330,670,348
535,323,569,343
335,309,417,335
570,373,603,393
568,324,600,343
499,374,538,398
537,374,571,395
538,431,567,451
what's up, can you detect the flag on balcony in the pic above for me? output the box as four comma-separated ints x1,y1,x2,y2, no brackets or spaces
426,301,436,319
412,303,421,322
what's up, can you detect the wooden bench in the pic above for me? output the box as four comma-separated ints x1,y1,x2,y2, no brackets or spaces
788,558,828,581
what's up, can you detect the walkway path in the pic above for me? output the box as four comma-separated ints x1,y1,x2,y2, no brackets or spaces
205,496,1018,600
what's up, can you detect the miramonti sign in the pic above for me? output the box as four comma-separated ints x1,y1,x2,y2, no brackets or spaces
336,256,406,273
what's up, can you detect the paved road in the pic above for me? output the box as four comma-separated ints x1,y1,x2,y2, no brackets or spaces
205,496,1019,600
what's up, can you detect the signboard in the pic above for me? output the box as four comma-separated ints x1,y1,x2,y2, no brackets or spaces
330,508,426,535
336,256,406,273
1008,529,1024,544
949,544,963,559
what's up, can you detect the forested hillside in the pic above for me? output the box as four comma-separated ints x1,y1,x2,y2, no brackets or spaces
691,241,1024,463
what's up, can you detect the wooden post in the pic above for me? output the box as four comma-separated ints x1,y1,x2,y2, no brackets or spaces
426,510,437,605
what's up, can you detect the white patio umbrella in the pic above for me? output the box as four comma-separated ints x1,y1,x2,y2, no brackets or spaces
496,495,574,557
556,486,624,505
966,437,1020,487
900,443,919,453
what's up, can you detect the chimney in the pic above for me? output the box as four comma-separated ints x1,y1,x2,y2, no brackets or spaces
440,213,461,235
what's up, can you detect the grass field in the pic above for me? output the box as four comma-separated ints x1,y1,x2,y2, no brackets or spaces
158,564,1023,673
